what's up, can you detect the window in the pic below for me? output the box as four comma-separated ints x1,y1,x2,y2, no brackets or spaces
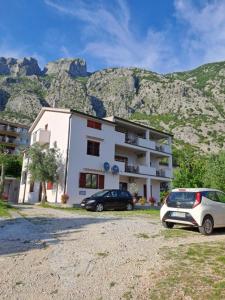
110,190,118,198
87,140,100,156
216,192,225,204
203,191,220,202
45,124,48,130
33,132,37,143
47,181,53,190
119,191,131,198
21,171,27,185
29,181,34,192
79,173,104,189
87,119,102,130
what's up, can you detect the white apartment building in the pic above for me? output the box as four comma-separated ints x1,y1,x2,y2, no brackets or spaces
0,120,29,153
19,108,173,205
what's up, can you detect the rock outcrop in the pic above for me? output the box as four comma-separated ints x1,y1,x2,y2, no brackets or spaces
0,57,41,76
43,58,87,77
0,57,224,153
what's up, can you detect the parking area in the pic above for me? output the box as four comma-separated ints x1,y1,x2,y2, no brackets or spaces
0,205,225,300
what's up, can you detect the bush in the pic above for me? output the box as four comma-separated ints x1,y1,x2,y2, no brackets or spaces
61,194,69,204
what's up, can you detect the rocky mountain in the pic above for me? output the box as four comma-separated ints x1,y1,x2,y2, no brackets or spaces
0,57,224,153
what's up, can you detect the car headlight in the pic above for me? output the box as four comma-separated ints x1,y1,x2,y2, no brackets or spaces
87,199,96,204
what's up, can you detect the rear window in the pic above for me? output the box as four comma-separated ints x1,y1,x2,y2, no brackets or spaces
167,192,196,208
168,192,196,202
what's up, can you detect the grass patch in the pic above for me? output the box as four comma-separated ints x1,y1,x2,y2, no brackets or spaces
96,251,109,258
160,228,197,239
149,242,225,299
0,200,14,217
110,281,116,288
135,233,150,239
122,291,133,299
40,203,160,218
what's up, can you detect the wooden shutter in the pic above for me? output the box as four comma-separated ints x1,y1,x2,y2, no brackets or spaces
98,175,104,189
47,181,53,190
79,173,86,188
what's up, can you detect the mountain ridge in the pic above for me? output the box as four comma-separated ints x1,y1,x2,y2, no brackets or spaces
0,57,224,153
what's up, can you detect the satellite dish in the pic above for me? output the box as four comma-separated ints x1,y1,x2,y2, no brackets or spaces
111,165,119,174
103,162,110,172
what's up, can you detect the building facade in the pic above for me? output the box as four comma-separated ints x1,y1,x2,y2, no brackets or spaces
19,108,173,205
0,120,29,153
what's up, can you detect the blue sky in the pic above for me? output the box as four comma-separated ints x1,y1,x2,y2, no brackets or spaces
0,0,225,73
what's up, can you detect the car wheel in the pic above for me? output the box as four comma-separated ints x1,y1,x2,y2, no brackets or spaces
162,221,174,229
199,216,214,235
126,203,133,211
95,203,104,212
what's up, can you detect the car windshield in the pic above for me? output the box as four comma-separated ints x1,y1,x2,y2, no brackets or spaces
92,190,109,197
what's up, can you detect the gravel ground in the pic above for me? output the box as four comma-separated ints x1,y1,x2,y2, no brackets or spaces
0,205,225,300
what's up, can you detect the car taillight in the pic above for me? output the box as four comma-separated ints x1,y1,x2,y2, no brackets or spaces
193,192,202,208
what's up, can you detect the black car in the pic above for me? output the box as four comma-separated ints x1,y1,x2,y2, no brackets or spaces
81,189,133,212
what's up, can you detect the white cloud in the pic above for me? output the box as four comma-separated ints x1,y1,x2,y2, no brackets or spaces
45,0,225,72
175,0,225,67
44,0,178,73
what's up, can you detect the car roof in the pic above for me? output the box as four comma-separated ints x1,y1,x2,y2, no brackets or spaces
172,188,223,192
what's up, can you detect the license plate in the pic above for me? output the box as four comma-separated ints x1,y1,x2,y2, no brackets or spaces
171,212,185,218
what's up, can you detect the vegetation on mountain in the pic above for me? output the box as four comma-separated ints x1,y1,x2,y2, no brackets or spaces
0,57,224,153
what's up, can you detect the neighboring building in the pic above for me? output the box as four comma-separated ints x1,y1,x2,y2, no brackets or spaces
19,108,173,205
0,120,29,153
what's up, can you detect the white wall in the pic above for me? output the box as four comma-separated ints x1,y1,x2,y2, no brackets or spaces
66,115,120,204
151,180,160,203
19,110,172,205
19,110,71,204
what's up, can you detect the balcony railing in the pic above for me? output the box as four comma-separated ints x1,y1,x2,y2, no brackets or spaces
125,133,138,145
156,169,172,178
0,125,18,133
125,165,139,173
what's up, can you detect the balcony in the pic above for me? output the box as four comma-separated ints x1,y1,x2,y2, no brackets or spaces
33,129,50,145
156,169,172,178
155,144,171,154
115,130,171,154
125,133,138,145
125,165,139,173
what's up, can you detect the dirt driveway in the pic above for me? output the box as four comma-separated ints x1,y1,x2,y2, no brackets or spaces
0,205,225,300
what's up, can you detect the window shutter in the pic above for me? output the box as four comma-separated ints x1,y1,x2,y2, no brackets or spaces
47,181,53,190
79,173,86,188
98,175,104,189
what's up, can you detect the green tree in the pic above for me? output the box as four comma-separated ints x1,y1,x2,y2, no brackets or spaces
203,151,225,192
0,146,10,196
5,155,22,178
27,143,61,204
172,146,206,188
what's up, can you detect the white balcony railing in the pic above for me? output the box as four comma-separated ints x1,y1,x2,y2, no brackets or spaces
115,130,171,154
156,168,172,178
33,129,50,145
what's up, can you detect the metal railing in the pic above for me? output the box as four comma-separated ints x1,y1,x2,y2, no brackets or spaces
156,169,166,177
125,165,139,173
125,133,138,145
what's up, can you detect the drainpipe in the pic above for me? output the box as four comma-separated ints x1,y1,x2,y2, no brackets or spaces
63,114,72,194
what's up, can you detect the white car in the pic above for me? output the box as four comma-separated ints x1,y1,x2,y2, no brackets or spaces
160,188,225,235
